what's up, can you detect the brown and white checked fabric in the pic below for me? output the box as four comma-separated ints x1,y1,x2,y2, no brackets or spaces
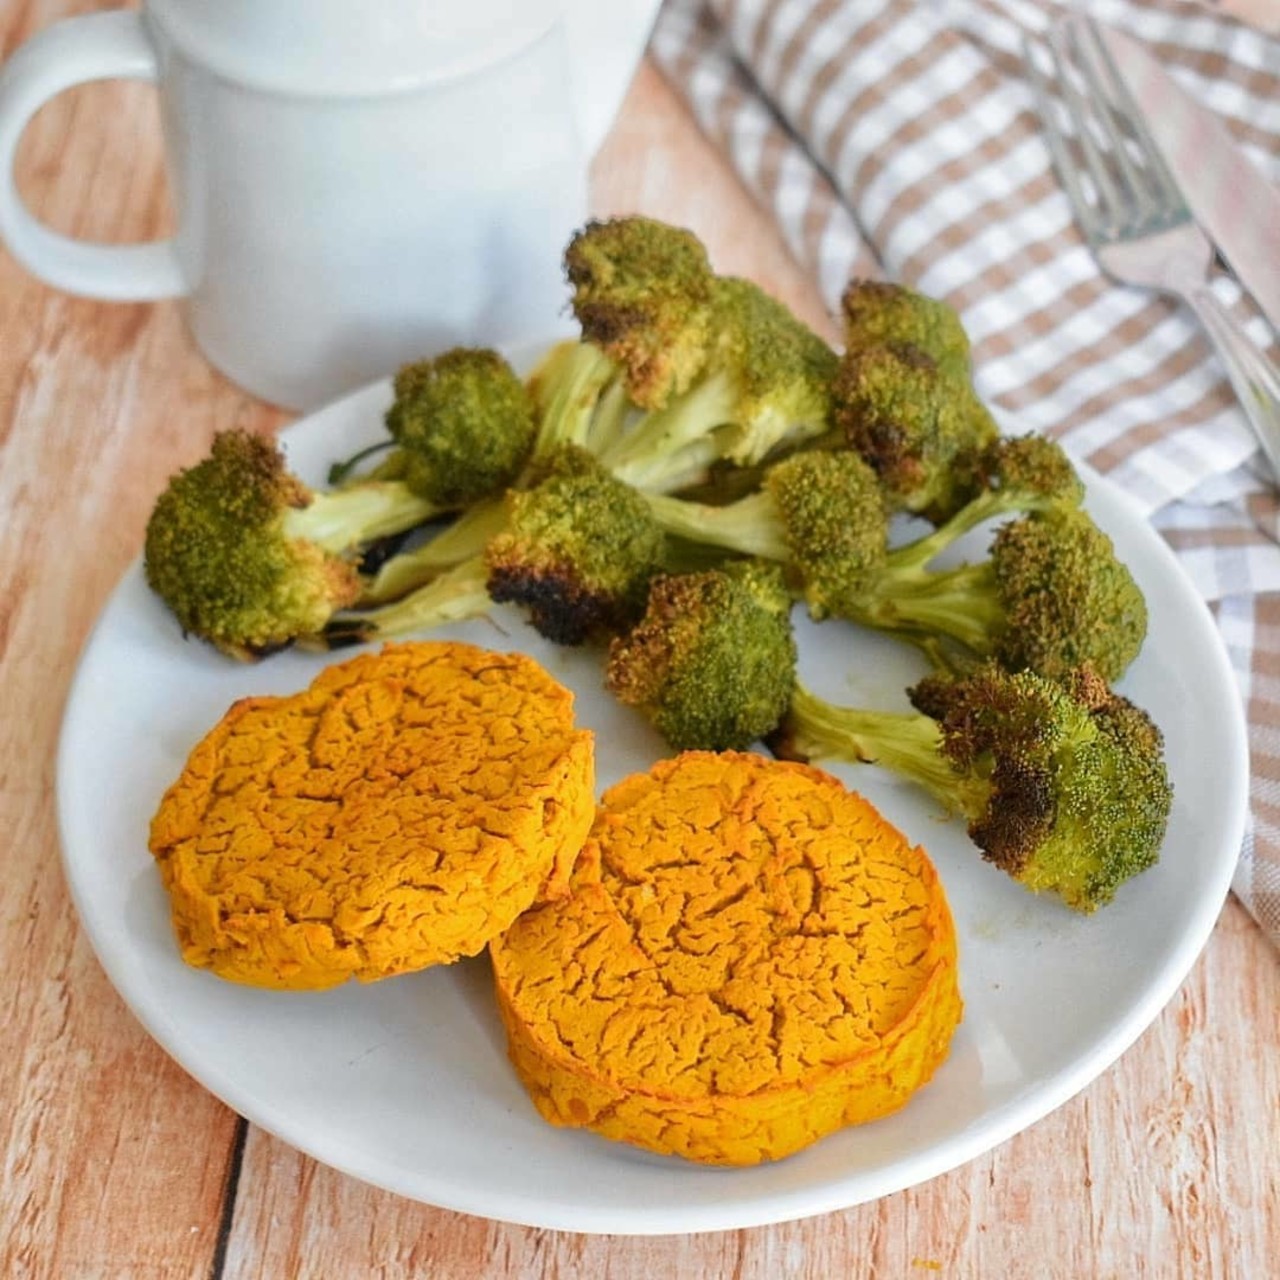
649,0,1280,944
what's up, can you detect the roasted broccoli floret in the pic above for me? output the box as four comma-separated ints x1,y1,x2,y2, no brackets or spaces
379,347,536,505
826,281,994,522
639,431,1127,680
641,449,889,619
484,445,668,644
770,664,1173,912
601,275,840,490
326,448,671,649
358,344,634,608
830,341,998,523
563,217,840,493
144,429,437,658
841,279,972,381
358,330,714,613
847,504,1148,684
605,560,797,751
564,215,717,411
331,347,537,504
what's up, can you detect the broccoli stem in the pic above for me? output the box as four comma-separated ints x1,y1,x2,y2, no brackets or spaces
587,376,632,458
886,430,1088,574
319,556,492,648
284,481,439,554
360,498,509,605
780,685,987,815
601,369,739,488
610,434,727,495
527,342,620,465
887,487,1046,574
846,560,1005,653
642,490,790,561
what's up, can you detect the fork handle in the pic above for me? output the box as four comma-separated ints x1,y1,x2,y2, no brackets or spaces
1186,286,1280,481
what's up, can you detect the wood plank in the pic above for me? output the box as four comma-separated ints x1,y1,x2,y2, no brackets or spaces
0,17,269,1275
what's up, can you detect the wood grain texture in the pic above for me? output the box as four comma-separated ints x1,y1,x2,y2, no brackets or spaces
0,5,1277,1278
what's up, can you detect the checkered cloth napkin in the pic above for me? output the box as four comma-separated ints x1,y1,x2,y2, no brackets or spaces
649,0,1280,945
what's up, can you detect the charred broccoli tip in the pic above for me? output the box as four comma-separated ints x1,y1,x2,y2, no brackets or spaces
841,279,972,381
831,340,997,524
775,663,1172,912
606,559,797,751
484,445,668,644
143,429,434,658
564,216,717,411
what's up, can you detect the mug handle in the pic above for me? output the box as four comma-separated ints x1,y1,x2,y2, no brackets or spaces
0,10,185,300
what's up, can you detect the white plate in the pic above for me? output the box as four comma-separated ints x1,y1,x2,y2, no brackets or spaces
56,353,1249,1235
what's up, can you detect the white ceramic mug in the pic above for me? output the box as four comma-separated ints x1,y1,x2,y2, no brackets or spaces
0,0,660,410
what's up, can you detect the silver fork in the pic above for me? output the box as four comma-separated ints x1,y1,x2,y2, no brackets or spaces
1025,14,1280,480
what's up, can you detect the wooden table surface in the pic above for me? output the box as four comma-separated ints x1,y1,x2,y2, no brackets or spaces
2,3,1278,1276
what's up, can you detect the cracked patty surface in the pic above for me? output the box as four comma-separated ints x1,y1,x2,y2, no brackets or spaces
490,750,961,1165
149,641,595,990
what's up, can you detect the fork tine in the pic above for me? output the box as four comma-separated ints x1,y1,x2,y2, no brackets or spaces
1073,15,1188,224
1023,33,1104,242
1044,22,1132,236
1064,17,1155,228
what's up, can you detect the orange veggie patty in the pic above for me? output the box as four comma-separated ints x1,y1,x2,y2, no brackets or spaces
490,750,962,1165
149,641,594,990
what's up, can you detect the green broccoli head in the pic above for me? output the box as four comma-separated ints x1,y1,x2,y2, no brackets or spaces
976,433,1085,509
639,448,889,620
762,449,889,617
988,505,1147,684
832,342,998,523
564,216,717,410
850,504,1148,685
841,279,971,380
909,663,1172,912
571,225,840,493
384,347,536,506
704,276,840,466
143,430,364,659
485,445,668,644
605,560,797,751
